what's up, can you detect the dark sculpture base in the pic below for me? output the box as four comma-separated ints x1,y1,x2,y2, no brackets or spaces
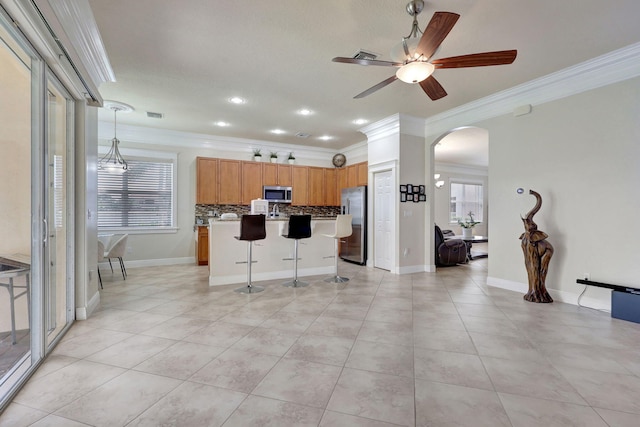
523,291,553,303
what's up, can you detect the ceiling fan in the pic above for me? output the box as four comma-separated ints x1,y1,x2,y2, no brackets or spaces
332,0,517,101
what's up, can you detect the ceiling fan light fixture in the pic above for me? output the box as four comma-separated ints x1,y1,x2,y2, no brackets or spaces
396,61,434,83
390,37,421,62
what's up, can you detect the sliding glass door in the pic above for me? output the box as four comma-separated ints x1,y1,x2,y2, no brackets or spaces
45,78,74,347
0,10,75,409
0,13,36,396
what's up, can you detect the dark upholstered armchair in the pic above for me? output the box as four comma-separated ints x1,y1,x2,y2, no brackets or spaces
435,225,468,266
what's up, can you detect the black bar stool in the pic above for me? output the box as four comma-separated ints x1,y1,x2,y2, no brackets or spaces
323,214,353,283
281,214,312,288
234,214,266,294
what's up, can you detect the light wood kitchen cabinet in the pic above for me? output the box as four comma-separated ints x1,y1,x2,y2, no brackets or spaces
241,161,263,203
196,157,218,204
325,168,338,206
196,226,208,265
277,164,292,186
357,161,368,186
218,159,241,204
347,164,358,188
308,167,325,206
195,156,362,208
262,163,277,186
337,167,348,195
291,166,308,206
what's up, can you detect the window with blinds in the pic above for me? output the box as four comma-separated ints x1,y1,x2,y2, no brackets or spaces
98,158,174,230
449,182,483,223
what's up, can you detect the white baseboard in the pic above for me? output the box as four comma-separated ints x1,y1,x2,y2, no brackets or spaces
487,277,527,293
76,291,101,320
397,264,430,274
209,266,334,286
487,276,611,311
99,257,195,269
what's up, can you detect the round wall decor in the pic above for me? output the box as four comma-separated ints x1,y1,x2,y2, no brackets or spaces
332,153,346,168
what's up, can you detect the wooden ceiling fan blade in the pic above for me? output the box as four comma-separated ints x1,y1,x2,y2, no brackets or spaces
332,57,403,67
432,50,517,68
354,75,398,99
419,75,447,100
417,12,460,60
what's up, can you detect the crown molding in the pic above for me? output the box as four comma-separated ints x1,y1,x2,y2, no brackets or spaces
97,122,363,162
425,41,640,136
360,114,400,142
360,113,427,142
46,0,115,85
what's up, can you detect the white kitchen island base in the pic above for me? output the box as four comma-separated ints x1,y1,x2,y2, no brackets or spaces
208,218,337,286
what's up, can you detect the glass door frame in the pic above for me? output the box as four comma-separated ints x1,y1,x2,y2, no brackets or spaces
44,70,75,350
0,6,76,410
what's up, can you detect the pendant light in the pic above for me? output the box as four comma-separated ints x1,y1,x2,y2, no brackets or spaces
99,102,133,173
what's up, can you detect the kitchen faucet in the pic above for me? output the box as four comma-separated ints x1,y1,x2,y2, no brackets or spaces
272,203,279,217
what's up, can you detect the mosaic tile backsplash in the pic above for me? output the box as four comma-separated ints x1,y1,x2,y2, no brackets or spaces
195,204,340,223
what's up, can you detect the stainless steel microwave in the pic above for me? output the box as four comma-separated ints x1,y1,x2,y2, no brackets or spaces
263,186,292,203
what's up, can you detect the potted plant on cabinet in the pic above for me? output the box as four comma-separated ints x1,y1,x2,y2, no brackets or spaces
270,151,278,163
287,152,295,164
457,211,480,238
253,148,262,162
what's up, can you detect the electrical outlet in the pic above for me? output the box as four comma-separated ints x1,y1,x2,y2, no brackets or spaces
403,248,409,257
583,272,590,280
127,246,133,254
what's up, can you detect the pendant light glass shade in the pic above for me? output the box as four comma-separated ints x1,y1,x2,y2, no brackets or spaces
99,106,128,173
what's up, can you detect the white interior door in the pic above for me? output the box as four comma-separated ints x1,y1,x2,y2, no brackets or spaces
374,171,392,270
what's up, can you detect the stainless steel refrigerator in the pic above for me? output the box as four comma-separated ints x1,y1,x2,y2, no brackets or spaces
340,186,367,265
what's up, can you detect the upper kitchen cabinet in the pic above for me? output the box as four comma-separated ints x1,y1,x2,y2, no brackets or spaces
308,167,325,206
325,168,338,206
218,159,241,204
196,157,219,204
262,163,277,186
291,166,308,206
357,162,368,186
337,167,348,194
345,161,367,188
277,164,292,186
347,164,358,188
241,161,263,204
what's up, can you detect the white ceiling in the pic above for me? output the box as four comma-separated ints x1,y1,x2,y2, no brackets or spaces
88,0,640,166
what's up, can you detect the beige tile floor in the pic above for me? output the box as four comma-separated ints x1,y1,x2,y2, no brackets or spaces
1,258,640,426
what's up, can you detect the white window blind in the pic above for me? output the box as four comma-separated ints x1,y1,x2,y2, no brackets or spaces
98,158,174,230
450,182,483,223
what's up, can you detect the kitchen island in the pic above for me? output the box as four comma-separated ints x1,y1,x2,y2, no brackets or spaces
208,217,337,286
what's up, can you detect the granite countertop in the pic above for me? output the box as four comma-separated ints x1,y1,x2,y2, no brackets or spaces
203,216,337,223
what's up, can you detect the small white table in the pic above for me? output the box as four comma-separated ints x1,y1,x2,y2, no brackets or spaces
0,255,30,345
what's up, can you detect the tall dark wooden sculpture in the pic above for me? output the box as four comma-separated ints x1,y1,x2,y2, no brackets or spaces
519,190,554,303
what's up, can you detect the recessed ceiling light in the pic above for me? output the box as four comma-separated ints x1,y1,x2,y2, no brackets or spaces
318,135,333,141
270,129,286,135
215,121,230,127
353,118,368,125
297,108,312,116
228,96,246,104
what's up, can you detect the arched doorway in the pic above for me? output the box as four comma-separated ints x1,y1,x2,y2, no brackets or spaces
431,127,489,264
